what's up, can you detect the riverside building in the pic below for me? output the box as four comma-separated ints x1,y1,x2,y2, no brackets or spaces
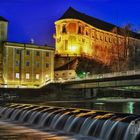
0,17,54,88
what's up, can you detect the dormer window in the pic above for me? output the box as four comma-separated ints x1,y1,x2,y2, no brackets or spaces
62,25,67,33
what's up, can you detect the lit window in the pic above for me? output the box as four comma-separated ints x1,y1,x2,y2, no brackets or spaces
16,49,20,54
36,51,40,56
46,63,49,68
36,62,39,68
26,61,30,66
26,50,30,55
16,73,20,79
36,74,39,80
46,75,49,80
26,73,30,79
16,60,20,66
65,40,68,50
46,52,49,57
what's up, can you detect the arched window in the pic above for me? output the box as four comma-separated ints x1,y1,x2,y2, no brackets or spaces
62,25,67,33
78,26,82,34
86,30,88,36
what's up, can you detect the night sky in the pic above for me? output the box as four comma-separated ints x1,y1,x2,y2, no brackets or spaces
0,0,140,46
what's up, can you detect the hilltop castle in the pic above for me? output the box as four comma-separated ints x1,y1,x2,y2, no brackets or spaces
54,7,140,71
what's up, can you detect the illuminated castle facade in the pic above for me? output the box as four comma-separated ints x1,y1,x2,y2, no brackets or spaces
55,7,140,69
0,17,54,88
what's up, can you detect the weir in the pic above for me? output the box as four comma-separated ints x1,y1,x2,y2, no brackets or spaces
0,103,140,140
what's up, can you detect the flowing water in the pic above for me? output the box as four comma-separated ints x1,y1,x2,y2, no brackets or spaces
0,103,140,140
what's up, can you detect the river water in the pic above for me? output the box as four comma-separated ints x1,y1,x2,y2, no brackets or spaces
0,99,140,140
40,99,140,115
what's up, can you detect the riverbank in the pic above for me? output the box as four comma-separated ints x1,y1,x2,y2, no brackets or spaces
96,97,140,102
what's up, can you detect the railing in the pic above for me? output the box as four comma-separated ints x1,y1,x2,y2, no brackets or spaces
55,69,140,83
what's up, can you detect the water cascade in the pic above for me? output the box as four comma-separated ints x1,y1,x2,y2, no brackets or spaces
0,103,140,140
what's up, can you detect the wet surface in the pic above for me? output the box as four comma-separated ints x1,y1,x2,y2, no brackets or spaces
0,99,140,140
0,121,96,140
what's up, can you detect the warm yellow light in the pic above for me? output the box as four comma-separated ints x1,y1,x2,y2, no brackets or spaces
69,45,77,52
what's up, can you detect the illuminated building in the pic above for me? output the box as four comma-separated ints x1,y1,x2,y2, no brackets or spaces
0,17,54,88
0,16,8,84
54,7,140,69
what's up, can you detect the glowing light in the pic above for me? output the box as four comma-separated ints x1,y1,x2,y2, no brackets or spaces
69,45,77,52
128,102,134,114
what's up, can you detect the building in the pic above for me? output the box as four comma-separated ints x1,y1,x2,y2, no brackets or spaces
54,70,76,80
0,17,54,88
54,7,140,70
0,16,8,84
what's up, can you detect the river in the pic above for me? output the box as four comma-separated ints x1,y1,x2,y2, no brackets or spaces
40,98,140,115
0,98,140,140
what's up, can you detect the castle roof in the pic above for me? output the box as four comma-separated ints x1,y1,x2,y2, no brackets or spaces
60,7,140,39
0,16,8,22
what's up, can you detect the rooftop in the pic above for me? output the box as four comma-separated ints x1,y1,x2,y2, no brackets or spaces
0,16,8,22
4,41,54,51
60,7,140,39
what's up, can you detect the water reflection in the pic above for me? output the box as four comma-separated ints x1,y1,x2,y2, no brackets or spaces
42,100,140,115
0,121,95,140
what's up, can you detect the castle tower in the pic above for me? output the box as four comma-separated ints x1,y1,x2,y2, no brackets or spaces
0,16,8,84
0,16,8,44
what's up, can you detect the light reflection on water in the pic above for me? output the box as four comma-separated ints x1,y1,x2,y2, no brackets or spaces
0,121,96,140
0,100,140,139
40,100,140,115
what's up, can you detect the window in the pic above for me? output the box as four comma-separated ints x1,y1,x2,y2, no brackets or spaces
26,73,30,79
16,73,20,79
36,62,39,68
109,37,111,42
78,26,82,34
26,50,30,55
26,61,30,66
100,33,103,40
86,30,88,36
57,37,61,43
16,60,20,66
82,39,85,43
62,25,67,33
46,52,49,57
36,74,39,80
105,36,108,42
16,49,20,54
92,32,94,38
64,40,68,50
46,63,49,68
36,51,40,56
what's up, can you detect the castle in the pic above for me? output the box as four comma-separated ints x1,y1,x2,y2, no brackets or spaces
54,7,140,71
0,7,140,88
